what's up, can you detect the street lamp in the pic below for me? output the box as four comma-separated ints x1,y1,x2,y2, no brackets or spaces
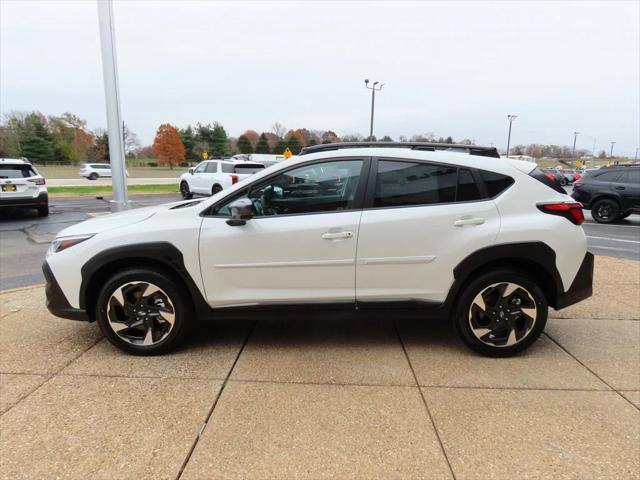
572,131,580,167
635,147,639,162
364,79,384,141
610,141,616,159
506,115,517,158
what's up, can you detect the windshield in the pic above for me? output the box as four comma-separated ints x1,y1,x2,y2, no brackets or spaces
234,164,265,174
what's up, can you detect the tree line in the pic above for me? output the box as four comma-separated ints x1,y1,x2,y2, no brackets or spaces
0,110,613,168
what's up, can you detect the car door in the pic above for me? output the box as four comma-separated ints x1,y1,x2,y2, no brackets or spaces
190,162,209,193
612,170,640,210
198,158,368,307
201,161,219,194
356,158,501,304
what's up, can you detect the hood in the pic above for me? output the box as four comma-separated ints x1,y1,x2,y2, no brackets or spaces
55,199,203,237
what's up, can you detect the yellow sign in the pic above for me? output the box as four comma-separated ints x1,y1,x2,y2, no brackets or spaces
575,160,584,168
283,147,293,159
202,151,208,160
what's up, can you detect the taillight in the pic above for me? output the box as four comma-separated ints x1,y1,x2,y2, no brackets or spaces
230,174,238,185
538,202,584,225
28,177,46,185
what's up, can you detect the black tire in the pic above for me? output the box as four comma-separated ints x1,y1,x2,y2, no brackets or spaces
180,181,193,200
453,269,548,357
591,198,620,224
211,184,223,195
37,205,49,217
89,173,98,180
95,268,193,355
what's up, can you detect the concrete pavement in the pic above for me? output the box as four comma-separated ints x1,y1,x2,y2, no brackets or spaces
47,177,179,186
0,256,638,479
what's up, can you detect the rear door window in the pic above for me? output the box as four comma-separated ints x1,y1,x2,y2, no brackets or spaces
374,161,457,207
594,171,623,182
221,163,235,173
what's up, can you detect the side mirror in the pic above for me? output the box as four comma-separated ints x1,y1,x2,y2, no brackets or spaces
188,168,194,174
226,198,253,226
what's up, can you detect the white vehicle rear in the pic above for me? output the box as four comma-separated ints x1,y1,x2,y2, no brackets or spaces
179,160,265,198
0,158,49,216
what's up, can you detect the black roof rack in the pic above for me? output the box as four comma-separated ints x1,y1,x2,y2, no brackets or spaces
299,142,501,158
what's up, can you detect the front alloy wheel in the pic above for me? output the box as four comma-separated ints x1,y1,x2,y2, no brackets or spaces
96,269,191,355
454,270,547,357
107,282,176,346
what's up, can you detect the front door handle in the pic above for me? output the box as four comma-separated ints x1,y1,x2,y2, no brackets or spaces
454,217,485,227
321,231,353,240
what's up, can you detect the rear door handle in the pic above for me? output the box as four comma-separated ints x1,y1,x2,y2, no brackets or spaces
615,186,626,190
454,217,485,227
321,231,353,240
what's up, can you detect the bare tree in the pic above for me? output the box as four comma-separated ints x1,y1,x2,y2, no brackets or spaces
271,122,287,139
123,124,141,156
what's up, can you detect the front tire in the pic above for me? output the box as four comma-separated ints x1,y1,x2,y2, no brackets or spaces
180,181,193,200
591,198,620,224
453,270,548,357
89,173,98,180
95,268,192,355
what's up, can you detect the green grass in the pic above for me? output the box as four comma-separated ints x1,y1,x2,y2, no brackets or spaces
48,183,179,197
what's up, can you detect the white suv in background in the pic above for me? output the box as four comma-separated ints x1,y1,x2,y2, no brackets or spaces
79,163,129,180
44,142,593,357
179,159,265,198
0,158,49,216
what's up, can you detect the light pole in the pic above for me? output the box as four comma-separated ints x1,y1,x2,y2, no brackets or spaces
364,79,384,141
635,147,639,162
97,0,128,211
506,114,517,158
572,131,580,167
610,141,616,159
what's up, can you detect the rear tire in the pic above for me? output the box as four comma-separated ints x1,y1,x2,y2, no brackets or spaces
211,185,223,195
37,205,49,217
180,181,193,200
591,198,620,224
453,269,548,357
95,268,192,355
89,173,98,180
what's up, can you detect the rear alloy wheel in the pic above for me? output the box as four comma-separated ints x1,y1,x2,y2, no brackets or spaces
591,199,620,224
96,269,191,355
211,185,223,195
180,181,193,199
454,270,547,357
89,172,98,180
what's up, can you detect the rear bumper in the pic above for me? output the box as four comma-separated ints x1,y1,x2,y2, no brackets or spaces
555,251,594,310
570,190,591,208
42,261,89,321
0,192,48,208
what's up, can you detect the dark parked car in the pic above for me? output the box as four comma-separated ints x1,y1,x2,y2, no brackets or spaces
571,165,640,223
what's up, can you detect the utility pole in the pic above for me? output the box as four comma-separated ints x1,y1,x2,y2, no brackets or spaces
97,0,129,212
572,131,580,168
635,147,639,162
364,79,384,141
610,141,616,159
506,114,517,158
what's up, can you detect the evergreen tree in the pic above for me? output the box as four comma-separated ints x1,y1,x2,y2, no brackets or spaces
21,134,55,162
272,140,287,155
211,122,228,157
255,133,271,154
236,135,253,154
179,125,198,162
286,136,302,154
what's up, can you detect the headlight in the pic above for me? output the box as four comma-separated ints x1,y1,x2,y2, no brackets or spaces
46,234,94,257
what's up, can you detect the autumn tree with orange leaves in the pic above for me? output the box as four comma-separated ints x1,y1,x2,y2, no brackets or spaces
152,124,185,169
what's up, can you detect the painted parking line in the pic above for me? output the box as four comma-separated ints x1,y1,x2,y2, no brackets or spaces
586,236,640,244
590,245,639,253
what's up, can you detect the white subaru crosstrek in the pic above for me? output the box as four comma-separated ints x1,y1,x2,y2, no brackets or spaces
44,143,593,357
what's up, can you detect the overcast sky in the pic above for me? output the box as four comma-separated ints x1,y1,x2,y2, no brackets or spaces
1,0,639,155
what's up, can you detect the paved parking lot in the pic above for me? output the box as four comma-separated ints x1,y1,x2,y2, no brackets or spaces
0,256,638,479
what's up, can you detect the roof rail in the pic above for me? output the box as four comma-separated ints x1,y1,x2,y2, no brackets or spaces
299,142,501,158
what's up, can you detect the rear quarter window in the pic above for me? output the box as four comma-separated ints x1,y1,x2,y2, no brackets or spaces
478,170,515,197
528,168,565,194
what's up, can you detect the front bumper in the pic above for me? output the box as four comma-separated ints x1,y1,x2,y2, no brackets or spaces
43,261,89,321
555,251,594,310
0,192,48,208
